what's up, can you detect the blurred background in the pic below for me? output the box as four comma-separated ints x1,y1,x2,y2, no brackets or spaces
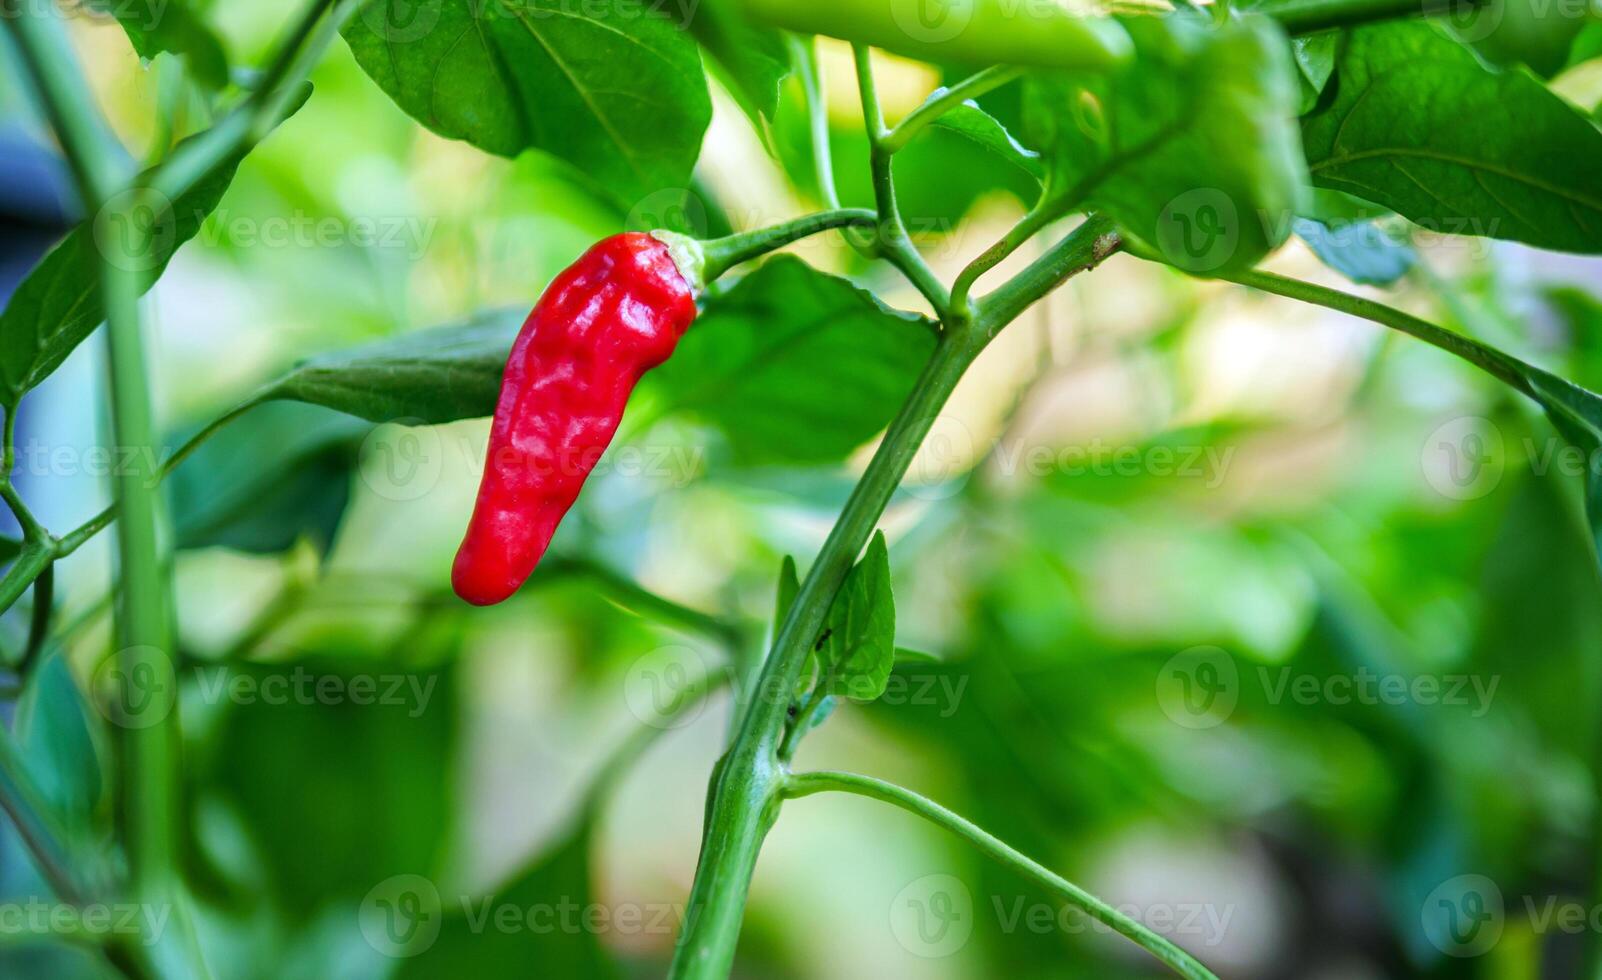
3,7,1602,978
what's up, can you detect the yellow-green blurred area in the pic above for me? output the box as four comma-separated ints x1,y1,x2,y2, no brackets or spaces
2,8,1602,980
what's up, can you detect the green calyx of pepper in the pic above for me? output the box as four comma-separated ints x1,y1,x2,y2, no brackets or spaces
675,209,881,289
650,230,709,293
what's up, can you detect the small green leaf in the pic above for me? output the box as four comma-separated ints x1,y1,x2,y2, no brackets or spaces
342,0,711,210
1291,31,1338,113
1293,217,1416,286
894,646,941,664
1301,22,1602,253
647,257,936,466
0,90,309,409
774,554,800,632
927,102,1043,182
815,531,896,703
81,0,229,89
1023,13,1308,276
264,309,521,424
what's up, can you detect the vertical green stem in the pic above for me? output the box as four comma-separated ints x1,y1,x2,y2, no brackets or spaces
99,257,184,915
667,331,982,979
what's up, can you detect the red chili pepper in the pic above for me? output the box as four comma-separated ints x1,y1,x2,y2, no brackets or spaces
452,232,700,605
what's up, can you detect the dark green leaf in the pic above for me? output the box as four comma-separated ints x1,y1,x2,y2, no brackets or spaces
14,650,102,842
1301,22,1602,253
264,309,520,424
814,531,895,703
927,102,1043,182
687,0,792,129
1293,216,1416,285
82,0,229,89
1023,13,1307,275
342,0,711,210
0,92,308,409
168,402,365,553
391,822,617,978
207,661,454,918
648,257,936,466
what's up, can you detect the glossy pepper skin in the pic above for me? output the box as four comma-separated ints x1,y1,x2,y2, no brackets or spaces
452,232,698,606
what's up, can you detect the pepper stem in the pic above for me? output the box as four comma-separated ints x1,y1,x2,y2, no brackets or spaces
696,208,879,284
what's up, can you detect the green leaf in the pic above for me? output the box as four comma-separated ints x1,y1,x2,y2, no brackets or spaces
688,0,792,129
774,554,799,632
81,0,229,89
1023,13,1308,275
1293,216,1416,286
342,0,711,210
14,650,102,843
0,92,308,410
264,309,520,424
392,822,617,977
647,256,937,466
927,102,1043,182
1291,31,1338,113
1301,22,1602,253
814,531,896,703
168,402,365,553
208,662,454,918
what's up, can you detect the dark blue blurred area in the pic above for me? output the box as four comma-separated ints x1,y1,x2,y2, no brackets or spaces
0,126,72,541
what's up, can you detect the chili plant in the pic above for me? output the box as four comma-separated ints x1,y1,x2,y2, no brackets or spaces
0,0,1600,976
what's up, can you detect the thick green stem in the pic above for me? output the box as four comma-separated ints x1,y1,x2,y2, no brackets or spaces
667,331,983,979
783,770,1220,980
978,217,1122,334
1256,0,1485,34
